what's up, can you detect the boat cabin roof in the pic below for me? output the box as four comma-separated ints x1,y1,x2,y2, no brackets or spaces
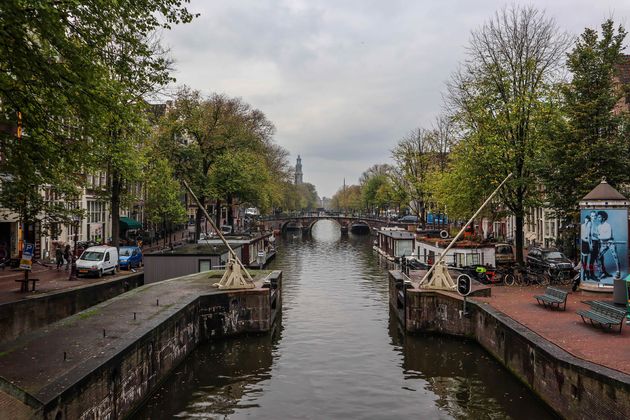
378,230,415,240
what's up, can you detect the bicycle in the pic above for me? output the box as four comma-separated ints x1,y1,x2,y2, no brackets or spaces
512,265,549,286
495,265,516,286
544,268,574,286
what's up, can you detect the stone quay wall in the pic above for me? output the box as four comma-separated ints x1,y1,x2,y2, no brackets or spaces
389,270,630,420
41,271,282,420
0,272,144,344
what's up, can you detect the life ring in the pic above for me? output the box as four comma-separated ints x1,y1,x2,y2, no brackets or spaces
439,230,449,239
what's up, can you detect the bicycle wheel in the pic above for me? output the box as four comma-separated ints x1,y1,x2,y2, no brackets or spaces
540,272,551,286
503,273,515,286
559,272,573,285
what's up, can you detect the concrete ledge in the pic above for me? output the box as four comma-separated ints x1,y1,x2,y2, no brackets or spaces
389,270,630,420
0,272,143,344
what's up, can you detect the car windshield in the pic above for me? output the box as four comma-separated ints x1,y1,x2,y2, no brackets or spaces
496,246,512,254
120,249,132,256
544,251,564,259
81,251,103,261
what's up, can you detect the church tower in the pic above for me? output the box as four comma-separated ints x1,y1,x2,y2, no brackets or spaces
295,155,303,185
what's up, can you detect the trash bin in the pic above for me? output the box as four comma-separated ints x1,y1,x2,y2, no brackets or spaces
614,276,630,305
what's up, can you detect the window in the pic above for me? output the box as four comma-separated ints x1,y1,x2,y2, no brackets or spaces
88,201,106,223
199,260,212,272
455,252,481,267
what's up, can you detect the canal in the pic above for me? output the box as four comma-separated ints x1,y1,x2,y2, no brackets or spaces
135,220,555,419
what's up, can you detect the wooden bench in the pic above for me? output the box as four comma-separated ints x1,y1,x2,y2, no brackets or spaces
577,301,626,333
15,278,39,292
534,287,568,310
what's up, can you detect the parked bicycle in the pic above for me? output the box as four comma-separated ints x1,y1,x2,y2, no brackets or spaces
511,264,550,286
495,265,516,286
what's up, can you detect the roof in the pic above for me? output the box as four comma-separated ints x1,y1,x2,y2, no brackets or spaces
84,246,116,252
378,230,415,239
146,243,237,256
581,179,627,201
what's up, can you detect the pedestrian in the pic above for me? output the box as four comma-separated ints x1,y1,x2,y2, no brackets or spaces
63,244,71,271
55,246,64,270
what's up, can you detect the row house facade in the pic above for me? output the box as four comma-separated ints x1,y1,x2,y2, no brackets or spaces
0,174,145,263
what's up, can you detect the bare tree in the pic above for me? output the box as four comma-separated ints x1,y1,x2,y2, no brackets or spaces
446,5,570,262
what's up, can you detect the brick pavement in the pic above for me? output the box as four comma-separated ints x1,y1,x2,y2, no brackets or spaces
473,285,630,375
0,263,143,305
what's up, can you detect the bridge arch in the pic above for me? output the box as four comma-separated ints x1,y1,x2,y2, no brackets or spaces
265,214,401,235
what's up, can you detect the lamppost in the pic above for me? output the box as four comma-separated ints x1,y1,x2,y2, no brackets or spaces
69,215,80,280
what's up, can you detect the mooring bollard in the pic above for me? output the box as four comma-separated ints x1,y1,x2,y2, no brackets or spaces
133,312,137,320
103,329,106,338
156,299,159,306
63,352,67,361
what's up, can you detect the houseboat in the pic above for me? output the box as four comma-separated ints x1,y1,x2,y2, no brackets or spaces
374,229,415,262
414,236,498,268
144,243,240,284
350,221,370,234
198,231,276,268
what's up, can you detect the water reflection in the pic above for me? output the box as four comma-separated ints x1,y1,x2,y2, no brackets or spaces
135,221,554,419
388,313,557,419
135,326,280,419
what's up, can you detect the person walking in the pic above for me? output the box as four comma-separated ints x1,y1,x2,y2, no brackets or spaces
55,246,64,270
63,244,71,271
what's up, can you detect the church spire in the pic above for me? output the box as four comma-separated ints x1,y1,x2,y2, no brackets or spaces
295,155,303,185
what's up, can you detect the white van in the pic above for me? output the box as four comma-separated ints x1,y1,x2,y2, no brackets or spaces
76,246,119,277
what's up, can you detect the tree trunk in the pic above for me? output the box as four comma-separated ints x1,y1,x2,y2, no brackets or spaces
215,199,222,229
227,195,234,228
111,171,121,249
515,214,524,264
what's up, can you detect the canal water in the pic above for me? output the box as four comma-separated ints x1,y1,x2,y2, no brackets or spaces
136,221,555,419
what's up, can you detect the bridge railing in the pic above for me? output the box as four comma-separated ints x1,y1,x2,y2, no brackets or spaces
260,212,407,222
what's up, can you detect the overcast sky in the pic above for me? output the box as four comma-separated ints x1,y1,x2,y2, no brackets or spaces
161,0,630,198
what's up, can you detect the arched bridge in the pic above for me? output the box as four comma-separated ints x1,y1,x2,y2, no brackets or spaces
262,214,406,234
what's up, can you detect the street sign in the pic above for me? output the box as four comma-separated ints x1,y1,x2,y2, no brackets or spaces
20,242,34,270
457,274,472,296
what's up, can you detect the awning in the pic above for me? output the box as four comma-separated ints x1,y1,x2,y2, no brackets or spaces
119,217,142,230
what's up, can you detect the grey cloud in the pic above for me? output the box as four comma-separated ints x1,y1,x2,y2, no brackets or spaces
163,0,630,197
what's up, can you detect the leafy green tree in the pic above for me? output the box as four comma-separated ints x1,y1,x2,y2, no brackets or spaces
542,19,630,217
391,129,434,221
447,5,569,262
332,185,363,212
0,0,195,247
208,149,274,226
157,88,279,236
145,157,187,246
362,174,392,215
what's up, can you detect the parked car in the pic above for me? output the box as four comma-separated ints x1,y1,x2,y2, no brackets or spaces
76,246,119,278
119,246,143,270
398,215,419,223
494,243,515,266
526,246,573,282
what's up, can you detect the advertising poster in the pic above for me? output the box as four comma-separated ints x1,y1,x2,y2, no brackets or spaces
579,209,628,286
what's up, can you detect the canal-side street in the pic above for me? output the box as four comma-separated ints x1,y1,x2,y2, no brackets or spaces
136,221,555,419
